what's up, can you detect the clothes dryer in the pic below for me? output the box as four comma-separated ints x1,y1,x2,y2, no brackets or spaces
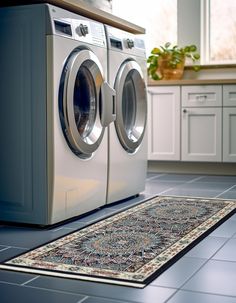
0,4,115,225
105,26,147,204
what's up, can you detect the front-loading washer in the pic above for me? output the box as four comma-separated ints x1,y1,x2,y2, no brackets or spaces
105,26,148,204
0,4,115,225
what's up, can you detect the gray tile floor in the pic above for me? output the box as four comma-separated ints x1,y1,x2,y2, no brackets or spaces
0,172,236,303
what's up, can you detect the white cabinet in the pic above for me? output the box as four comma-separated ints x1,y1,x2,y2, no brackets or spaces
147,86,180,160
223,85,236,162
182,85,222,107
181,85,222,162
181,107,222,162
147,83,236,163
223,85,236,106
223,108,236,162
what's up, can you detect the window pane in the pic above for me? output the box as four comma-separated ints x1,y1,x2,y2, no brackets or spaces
210,0,236,61
112,0,177,56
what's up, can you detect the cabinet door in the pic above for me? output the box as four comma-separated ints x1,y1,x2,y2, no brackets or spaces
223,107,236,162
147,86,180,160
182,85,222,107
223,85,236,106
182,107,222,162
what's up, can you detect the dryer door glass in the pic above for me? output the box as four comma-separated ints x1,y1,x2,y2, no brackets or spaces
74,64,96,139
115,60,147,153
59,49,105,159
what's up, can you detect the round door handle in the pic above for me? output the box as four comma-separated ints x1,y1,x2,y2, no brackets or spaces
183,109,187,113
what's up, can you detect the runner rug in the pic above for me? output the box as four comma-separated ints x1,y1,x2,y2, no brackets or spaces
1,196,236,288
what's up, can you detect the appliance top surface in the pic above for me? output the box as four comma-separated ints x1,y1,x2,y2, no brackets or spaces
47,4,106,48
106,25,146,57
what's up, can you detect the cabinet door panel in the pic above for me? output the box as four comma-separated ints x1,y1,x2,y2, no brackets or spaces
182,85,222,107
148,86,180,160
182,107,222,162
223,107,236,162
223,85,236,106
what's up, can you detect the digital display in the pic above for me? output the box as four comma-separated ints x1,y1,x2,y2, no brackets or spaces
54,20,72,36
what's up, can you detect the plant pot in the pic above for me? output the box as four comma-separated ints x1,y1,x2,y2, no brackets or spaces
158,56,185,80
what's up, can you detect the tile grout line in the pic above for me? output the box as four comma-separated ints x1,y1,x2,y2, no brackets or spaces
186,176,205,183
0,246,11,252
151,175,206,196
17,282,90,297
214,184,236,198
76,296,89,303
164,288,182,303
21,275,40,286
166,288,236,301
146,173,167,181
175,257,210,291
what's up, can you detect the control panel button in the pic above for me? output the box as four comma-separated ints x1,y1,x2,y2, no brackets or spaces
76,24,89,36
126,38,134,49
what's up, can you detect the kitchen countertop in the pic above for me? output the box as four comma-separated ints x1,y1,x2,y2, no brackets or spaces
0,0,145,34
148,78,236,86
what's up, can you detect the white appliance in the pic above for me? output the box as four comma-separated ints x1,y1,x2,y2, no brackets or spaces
0,4,115,225
105,26,148,204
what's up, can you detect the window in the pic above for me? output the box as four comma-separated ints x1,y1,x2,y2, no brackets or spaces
202,0,236,64
113,0,236,65
112,0,177,56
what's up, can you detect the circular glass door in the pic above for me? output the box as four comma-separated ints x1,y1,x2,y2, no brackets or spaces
115,60,147,153
59,49,105,159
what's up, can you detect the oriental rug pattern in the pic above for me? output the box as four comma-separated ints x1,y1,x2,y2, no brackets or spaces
1,196,236,288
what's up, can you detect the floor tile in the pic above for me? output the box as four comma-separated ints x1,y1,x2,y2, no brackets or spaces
106,193,152,211
0,282,85,303
172,181,235,191
162,188,220,198
0,247,27,262
166,289,236,303
198,175,236,183
0,269,37,284
217,190,236,199
73,208,116,224
210,219,236,238
229,213,236,221
84,297,130,303
185,236,228,258
151,257,206,288
0,226,73,248
0,246,8,251
29,276,176,303
183,260,236,296
144,181,184,195
146,173,164,180
212,238,236,261
154,174,202,182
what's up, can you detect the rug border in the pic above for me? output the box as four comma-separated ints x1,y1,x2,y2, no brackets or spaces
0,195,235,288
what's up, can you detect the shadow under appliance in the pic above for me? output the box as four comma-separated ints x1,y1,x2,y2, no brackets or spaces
0,4,115,225
105,26,148,204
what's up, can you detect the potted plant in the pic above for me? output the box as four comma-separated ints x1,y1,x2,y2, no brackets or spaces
147,42,200,80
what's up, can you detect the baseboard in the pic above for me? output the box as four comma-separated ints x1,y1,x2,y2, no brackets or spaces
148,161,236,175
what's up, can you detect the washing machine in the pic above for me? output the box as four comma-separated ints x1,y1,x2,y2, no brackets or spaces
0,4,115,225
105,26,148,204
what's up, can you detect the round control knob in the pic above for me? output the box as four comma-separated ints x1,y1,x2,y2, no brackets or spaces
127,38,134,49
76,24,89,37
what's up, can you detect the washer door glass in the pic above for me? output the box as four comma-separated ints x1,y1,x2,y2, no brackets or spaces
115,60,147,153
59,49,105,159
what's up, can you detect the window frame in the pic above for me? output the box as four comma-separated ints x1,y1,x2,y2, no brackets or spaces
201,0,236,65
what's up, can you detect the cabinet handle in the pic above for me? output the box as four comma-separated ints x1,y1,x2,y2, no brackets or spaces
183,109,187,113
196,95,207,102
